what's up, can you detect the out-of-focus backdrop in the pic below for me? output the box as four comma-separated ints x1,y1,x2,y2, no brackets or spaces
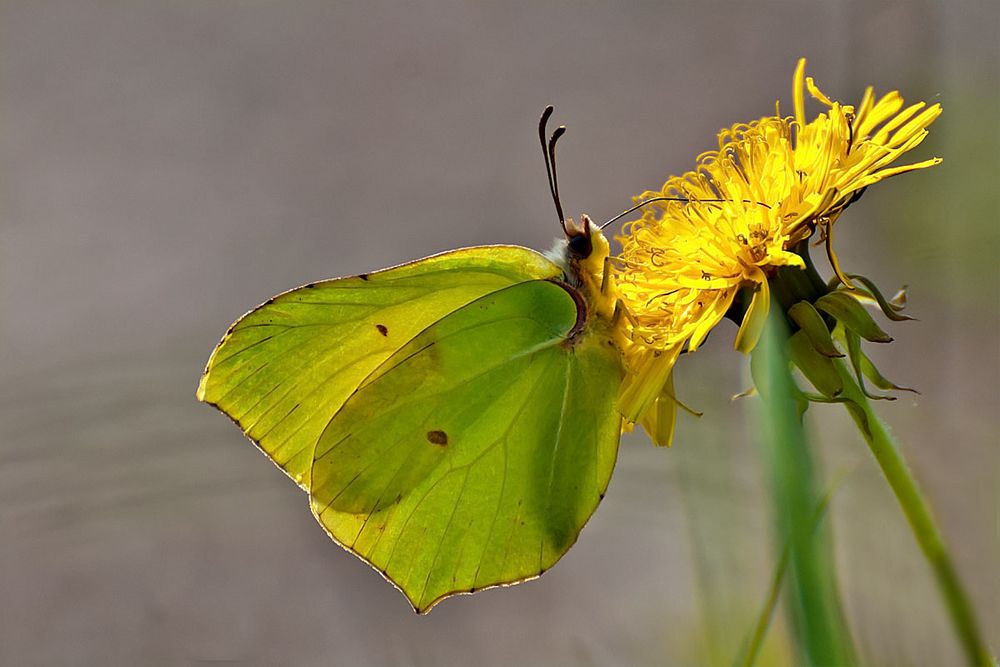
2,2,997,665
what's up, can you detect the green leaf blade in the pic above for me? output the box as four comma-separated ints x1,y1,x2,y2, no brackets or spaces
754,310,858,666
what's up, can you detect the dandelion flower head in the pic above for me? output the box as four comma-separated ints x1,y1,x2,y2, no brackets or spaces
613,59,942,441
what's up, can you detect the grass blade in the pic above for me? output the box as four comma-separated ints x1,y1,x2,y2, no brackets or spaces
752,310,858,666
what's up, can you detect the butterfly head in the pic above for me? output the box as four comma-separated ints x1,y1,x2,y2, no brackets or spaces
557,213,616,321
564,214,594,260
564,213,611,270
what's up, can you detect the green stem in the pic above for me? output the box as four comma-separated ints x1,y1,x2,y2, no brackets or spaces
834,360,993,666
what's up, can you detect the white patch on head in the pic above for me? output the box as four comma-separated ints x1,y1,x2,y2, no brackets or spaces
543,238,571,273
544,237,586,287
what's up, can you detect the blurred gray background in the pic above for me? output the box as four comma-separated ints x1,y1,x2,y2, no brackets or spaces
2,1,997,665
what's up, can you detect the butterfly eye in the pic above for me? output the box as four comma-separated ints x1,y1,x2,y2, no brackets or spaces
567,232,593,259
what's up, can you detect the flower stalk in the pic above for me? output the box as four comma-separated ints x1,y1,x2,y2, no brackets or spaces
832,360,994,666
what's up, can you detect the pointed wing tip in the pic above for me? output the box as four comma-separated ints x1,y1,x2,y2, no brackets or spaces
195,372,211,402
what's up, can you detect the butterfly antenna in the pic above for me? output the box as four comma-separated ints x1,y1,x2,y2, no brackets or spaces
539,105,568,233
599,196,773,230
600,197,690,230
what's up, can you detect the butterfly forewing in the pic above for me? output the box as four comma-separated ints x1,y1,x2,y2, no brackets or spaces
197,246,563,488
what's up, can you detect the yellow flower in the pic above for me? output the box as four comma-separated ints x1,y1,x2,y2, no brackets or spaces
612,58,941,445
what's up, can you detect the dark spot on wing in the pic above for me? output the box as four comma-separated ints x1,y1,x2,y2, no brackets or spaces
376,323,388,336
358,273,370,281
426,430,448,446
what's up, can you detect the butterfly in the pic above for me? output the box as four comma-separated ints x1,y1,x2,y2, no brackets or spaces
197,107,632,612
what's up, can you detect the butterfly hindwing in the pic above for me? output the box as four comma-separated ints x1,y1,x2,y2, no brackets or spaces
308,279,623,612
196,247,563,488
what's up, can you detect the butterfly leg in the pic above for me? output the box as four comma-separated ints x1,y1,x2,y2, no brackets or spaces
611,299,639,329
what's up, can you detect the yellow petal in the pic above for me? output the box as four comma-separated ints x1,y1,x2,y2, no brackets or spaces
793,58,807,130
640,372,679,447
735,273,770,354
852,86,875,134
805,76,835,107
617,345,682,423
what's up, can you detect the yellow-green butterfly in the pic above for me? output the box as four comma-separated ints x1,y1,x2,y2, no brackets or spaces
198,108,630,612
